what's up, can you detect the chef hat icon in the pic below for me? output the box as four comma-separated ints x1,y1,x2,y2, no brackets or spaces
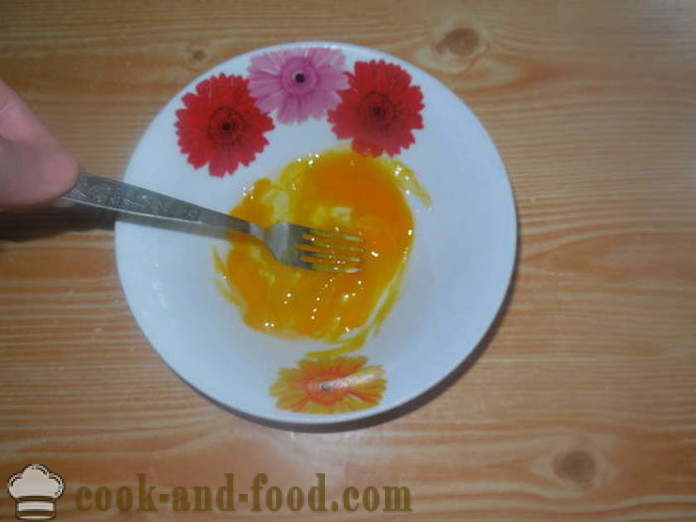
7,465,64,520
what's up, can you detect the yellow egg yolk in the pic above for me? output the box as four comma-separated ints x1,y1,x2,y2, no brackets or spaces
215,149,429,351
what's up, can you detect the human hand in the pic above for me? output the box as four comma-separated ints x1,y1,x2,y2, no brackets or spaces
0,79,78,207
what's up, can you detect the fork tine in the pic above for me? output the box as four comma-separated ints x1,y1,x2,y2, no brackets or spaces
299,248,362,271
301,259,362,274
306,228,363,243
299,251,361,265
297,241,365,257
300,236,365,253
283,224,364,272
299,250,362,263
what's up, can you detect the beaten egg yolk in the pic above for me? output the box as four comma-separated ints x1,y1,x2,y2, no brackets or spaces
216,149,428,349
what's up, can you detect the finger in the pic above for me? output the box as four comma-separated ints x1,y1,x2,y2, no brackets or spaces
0,80,78,207
0,136,78,207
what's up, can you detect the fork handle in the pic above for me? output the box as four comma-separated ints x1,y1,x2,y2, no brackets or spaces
61,171,256,235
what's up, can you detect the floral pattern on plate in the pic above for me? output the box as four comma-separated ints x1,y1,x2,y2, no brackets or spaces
175,48,424,178
328,59,424,157
248,47,348,124
175,74,274,177
270,355,386,414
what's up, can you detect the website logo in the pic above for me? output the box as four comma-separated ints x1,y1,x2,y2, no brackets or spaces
7,465,64,521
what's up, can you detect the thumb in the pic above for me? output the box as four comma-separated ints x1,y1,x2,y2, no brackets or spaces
0,80,78,207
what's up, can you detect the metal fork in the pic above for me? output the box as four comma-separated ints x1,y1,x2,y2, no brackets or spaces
61,172,364,273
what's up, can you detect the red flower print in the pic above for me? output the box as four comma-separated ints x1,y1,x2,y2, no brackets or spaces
175,74,274,177
328,60,424,157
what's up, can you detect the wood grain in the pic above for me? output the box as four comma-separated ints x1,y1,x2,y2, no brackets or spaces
2,1,696,520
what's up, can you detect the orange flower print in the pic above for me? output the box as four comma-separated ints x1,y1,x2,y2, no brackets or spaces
270,356,386,414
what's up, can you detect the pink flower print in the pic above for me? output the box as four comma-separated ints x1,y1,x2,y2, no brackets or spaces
248,47,348,124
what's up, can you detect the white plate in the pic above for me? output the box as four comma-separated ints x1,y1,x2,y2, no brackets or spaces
115,41,516,426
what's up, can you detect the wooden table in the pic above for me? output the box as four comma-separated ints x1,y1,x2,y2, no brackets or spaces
2,1,696,520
